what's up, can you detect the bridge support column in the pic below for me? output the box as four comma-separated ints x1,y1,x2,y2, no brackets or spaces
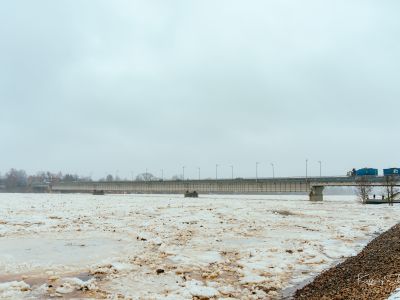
309,186,324,201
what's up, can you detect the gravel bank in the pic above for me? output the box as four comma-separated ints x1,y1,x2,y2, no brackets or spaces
294,223,400,300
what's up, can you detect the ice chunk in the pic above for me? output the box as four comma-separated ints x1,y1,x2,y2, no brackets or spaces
0,281,30,298
56,284,74,294
63,277,96,290
185,280,219,298
388,288,400,300
240,275,266,284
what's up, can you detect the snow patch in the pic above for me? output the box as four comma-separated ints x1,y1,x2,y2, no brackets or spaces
0,281,30,298
185,280,219,298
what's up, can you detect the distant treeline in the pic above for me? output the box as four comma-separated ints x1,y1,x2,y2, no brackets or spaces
0,169,92,192
0,169,185,193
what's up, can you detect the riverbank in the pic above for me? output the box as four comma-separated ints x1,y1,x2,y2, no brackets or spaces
294,223,400,299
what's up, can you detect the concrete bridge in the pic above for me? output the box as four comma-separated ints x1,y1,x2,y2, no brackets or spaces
51,176,396,201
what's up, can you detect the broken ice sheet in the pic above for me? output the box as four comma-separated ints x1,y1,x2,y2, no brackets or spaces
0,193,400,299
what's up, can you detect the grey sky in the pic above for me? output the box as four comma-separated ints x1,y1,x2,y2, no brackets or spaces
1,0,399,179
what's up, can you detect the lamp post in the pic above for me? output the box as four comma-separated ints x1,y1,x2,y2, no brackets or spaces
216,164,219,180
305,159,308,179
271,163,275,178
182,166,185,180
230,165,234,180
318,161,322,177
198,167,201,180
256,162,260,182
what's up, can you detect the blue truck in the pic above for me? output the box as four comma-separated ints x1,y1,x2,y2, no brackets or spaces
355,168,379,176
383,168,400,176
348,168,400,177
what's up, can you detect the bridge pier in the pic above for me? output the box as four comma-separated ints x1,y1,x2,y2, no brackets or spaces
309,186,324,201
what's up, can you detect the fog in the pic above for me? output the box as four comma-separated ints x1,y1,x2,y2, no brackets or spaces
1,1,399,179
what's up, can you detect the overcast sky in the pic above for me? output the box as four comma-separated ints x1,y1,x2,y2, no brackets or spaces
1,0,399,179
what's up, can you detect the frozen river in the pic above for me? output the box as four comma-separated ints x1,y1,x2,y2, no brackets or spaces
0,193,399,299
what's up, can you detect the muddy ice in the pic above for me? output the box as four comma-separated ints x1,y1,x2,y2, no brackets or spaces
0,193,399,299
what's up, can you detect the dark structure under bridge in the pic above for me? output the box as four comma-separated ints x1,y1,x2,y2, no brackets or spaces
51,176,396,201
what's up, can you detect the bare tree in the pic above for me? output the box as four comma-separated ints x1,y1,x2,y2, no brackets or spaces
5,168,28,189
62,174,79,182
356,176,373,204
136,172,155,182
384,175,399,206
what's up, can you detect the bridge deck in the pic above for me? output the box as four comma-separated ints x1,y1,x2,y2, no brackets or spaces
51,176,395,195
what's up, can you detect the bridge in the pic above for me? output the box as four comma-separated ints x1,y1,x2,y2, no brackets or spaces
51,176,397,201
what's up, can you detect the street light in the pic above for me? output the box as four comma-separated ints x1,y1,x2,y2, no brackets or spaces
230,165,234,180
256,162,260,182
271,163,275,178
182,166,185,180
198,167,201,180
305,159,308,179
318,161,322,177
216,164,219,180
